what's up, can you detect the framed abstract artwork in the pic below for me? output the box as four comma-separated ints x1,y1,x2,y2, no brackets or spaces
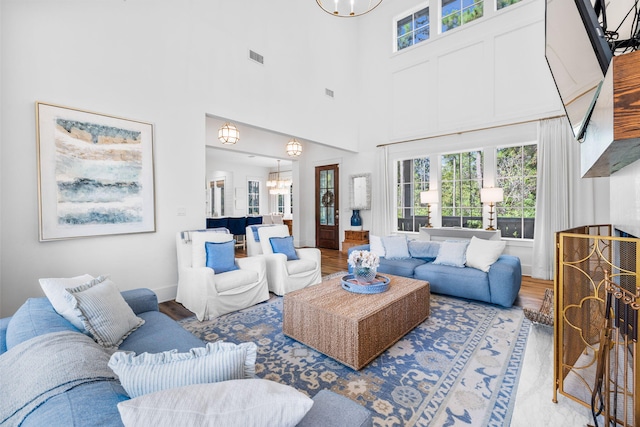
36,102,156,241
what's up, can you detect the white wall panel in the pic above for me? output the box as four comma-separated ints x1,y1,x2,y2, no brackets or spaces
436,42,489,130
392,61,434,139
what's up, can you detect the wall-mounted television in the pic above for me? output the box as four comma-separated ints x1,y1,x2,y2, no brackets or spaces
545,0,613,139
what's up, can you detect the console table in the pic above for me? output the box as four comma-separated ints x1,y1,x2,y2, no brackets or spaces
342,230,369,253
419,227,501,241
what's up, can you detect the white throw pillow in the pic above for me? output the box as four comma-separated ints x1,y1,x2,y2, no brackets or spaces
465,236,507,272
109,341,257,398
433,240,469,268
369,235,385,257
39,274,95,330
191,231,234,268
117,379,313,427
382,235,411,259
65,276,144,349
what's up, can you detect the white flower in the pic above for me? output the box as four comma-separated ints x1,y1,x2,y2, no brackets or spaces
348,250,380,269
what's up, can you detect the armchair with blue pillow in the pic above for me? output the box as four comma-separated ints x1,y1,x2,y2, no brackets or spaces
246,224,322,295
175,230,269,321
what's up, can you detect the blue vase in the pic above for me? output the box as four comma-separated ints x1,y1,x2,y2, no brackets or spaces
350,209,362,230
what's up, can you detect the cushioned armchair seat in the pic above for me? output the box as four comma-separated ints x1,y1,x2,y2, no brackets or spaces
246,224,322,295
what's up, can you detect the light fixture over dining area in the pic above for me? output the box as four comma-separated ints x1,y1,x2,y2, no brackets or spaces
218,122,240,145
286,138,302,157
267,160,292,195
316,0,383,17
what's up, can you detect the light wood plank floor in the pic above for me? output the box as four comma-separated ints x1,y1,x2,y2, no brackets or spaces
160,247,552,321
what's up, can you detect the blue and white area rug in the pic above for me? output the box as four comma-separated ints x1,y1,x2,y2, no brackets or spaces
180,293,530,427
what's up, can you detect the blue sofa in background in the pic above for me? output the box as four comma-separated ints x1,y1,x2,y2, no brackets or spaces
348,242,522,307
1,289,372,427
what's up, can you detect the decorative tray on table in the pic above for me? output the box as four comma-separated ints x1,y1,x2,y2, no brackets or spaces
341,274,390,294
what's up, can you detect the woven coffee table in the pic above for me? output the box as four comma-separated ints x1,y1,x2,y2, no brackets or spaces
283,274,430,370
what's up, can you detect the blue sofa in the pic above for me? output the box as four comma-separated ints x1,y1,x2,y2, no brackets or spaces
348,243,522,307
0,288,371,427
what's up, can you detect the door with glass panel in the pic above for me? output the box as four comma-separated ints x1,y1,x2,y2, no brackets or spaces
315,164,339,249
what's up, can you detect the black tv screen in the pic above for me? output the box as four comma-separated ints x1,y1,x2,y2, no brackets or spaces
545,0,613,138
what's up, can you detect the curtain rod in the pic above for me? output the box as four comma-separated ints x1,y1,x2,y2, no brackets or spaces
376,114,566,148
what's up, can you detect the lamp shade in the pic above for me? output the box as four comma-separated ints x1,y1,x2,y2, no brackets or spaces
420,190,439,204
218,123,240,145
286,138,302,156
480,187,504,203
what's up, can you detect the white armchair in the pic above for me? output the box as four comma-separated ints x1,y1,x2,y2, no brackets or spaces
175,230,269,321
245,225,321,296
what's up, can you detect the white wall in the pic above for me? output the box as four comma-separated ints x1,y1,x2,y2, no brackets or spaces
0,0,359,316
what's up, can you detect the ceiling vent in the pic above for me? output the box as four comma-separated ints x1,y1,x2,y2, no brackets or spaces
325,88,334,98
249,50,264,65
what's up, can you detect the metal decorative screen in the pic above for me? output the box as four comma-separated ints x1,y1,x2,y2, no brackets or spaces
554,225,638,426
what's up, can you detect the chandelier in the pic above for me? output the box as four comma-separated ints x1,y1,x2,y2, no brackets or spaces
218,122,240,145
316,0,383,17
286,138,302,157
267,160,291,195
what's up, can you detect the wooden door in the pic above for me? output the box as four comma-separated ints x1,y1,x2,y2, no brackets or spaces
316,164,339,249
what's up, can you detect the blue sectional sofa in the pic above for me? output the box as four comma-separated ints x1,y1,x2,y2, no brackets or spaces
348,241,522,307
0,288,371,427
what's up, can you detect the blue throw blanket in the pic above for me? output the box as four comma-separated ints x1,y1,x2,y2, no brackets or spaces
0,331,118,426
249,224,274,242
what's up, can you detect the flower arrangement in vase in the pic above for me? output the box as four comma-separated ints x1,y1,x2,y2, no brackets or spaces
348,250,380,284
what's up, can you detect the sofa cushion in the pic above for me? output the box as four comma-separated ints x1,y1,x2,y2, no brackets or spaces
118,311,204,354
298,390,373,427
38,274,95,331
205,240,239,273
465,236,507,272
377,257,426,278
269,236,299,260
381,235,410,259
213,269,259,293
6,298,79,350
433,240,469,268
108,341,257,398
116,379,313,427
414,262,490,302
65,277,145,349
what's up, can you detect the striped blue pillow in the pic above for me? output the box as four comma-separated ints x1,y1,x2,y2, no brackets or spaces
65,276,144,349
108,341,257,398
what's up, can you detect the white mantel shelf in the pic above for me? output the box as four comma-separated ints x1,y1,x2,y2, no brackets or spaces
419,227,502,241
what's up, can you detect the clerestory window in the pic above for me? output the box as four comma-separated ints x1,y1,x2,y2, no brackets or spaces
396,6,430,52
441,0,484,33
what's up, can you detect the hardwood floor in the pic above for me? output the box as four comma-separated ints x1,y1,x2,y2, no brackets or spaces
160,247,553,320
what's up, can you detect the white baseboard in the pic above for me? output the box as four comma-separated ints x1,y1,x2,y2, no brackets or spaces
154,284,178,303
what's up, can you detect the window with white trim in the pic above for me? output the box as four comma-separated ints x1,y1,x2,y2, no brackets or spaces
495,144,537,238
396,158,431,231
441,150,484,228
497,0,523,10
247,180,260,215
396,6,430,51
441,0,484,33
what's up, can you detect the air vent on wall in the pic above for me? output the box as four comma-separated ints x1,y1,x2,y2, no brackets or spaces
325,88,334,98
249,50,264,65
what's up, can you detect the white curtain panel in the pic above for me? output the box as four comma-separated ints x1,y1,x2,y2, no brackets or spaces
532,117,598,280
372,146,393,237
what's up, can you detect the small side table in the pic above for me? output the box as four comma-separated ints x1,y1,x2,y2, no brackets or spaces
342,230,370,254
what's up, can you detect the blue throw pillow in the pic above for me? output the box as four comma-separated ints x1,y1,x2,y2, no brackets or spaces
269,236,299,260
205,241,239,274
